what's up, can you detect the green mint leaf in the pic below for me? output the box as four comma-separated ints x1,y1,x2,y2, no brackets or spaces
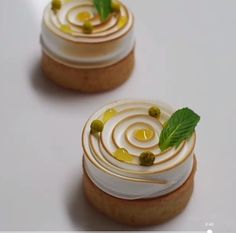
93,0,112,21
159,108,200,151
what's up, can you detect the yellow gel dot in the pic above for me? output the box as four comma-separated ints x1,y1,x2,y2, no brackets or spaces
60,24,73,34
113,148,133,162
103,108,117,123
77,11,92,22
134,128,154,142
118,16,128,29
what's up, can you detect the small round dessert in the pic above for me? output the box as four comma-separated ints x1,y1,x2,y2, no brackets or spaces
41,0,135,93
82,100,199,226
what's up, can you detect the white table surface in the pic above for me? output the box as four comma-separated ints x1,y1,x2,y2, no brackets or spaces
0,0,235,232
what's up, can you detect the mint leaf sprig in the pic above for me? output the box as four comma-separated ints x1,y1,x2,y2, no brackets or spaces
93,0,112,21
159,108,200,152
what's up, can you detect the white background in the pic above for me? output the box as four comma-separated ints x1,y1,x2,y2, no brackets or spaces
0,0,235,232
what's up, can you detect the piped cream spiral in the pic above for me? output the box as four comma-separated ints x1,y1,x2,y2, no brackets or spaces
45,0,132,43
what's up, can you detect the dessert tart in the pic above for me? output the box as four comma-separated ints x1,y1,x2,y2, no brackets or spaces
82,100,200,226
40,0,135,93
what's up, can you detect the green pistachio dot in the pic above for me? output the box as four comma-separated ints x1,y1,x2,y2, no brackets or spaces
51,0,62,12
111,1,121,12
139,151,155,166
149,106,161,118
83,21,94,34
90,120,104,134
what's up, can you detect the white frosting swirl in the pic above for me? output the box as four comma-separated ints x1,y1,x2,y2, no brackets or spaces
82,100,196,200
41,0,135,68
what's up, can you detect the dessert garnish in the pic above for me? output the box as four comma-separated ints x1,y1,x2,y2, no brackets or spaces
139,151,155,166
82,21,94,34
149,106,161,118
77,11,93,22
93,0,112,21
118,16,128,29
90,120,104,134
113,148,133,162
134,128,154,142
159,108,200,152
51,0,62,13
111,0,121,12
60,24,73,34
103,108,118,123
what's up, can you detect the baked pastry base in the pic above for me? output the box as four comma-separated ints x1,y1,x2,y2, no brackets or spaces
41,49,135,93
83,158,197,226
